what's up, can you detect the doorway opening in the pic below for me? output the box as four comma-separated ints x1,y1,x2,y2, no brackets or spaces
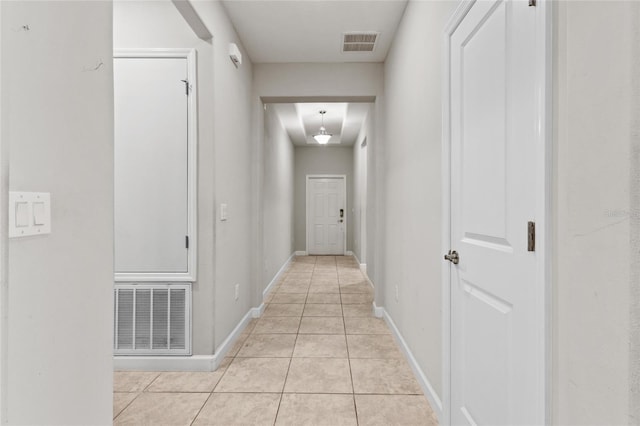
262,100,372,267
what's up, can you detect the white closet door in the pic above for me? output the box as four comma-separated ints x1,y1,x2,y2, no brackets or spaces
114,56,188,274
448,0,544,424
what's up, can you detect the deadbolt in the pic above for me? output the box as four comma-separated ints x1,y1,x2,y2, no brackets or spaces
444,250,459,265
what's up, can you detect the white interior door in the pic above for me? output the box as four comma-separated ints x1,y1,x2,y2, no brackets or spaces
114,56,188,275
448,0,545,424
307,177,345,255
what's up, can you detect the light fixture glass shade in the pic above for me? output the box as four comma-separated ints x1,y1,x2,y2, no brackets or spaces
313,128,331,144
313,110,332,144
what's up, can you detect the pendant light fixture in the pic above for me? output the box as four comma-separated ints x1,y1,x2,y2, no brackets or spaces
313,110,332,144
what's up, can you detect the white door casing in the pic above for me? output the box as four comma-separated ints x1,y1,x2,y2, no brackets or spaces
306,175,346,256
443,0,550,425
0,6,6,418
114,49,198,282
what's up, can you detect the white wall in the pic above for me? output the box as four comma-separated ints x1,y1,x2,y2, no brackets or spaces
381,1,640,423
113,0,217,355
255,63,383,101
262,105,295,289
1,2,114,423
0,3,6,419
352,106,372,265
293,147,354,253
115,0,256,356
366,99,383,291
380,0,457,406
117,0,256,354
252,62,383,293
632,2,640,420
252,63,383,268
554,1,639,423
189,1,255,351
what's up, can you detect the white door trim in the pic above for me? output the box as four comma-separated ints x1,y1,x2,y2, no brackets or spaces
305,174,347,256
113,48,198,283
0,6,7,420
441,1,552,424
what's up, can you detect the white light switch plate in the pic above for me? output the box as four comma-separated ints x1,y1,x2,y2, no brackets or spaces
220,203,228,221
9,192,51,238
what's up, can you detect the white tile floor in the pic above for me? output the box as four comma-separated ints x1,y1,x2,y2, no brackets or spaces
113,256,438,425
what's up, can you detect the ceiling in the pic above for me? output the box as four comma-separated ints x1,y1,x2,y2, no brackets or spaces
271,102,371,147
221,0,409,63
222,1,398,146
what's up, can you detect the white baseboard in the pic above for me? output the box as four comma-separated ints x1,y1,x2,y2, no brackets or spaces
115,253,293,373
114,354,217,372
372,301,384,318
359,263,367,276
263,252,296,300
114,305,260,372
253,303,265,318
294,251,307,256
352,253,373,280
115,248,288,373
363,270,375,292
378,305,443,421
209,305,259,369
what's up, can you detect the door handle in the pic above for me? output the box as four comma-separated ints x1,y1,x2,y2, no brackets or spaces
444,250,459,265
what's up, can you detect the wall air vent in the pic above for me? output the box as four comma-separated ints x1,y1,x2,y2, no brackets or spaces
342,32,379,53
114,283,191,355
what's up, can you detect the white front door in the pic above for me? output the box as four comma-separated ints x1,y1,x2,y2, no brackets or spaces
114,56,189,274
307,177,345,255
447,0,546,424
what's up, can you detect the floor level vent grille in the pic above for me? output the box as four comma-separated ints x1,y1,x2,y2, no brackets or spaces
114,283,191,356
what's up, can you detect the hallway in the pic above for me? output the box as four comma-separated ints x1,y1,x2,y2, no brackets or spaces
113,256,437,425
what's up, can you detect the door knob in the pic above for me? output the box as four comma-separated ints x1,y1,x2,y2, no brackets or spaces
444,250,459,265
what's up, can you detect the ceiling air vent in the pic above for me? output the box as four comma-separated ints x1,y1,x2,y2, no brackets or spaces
342,32,379,53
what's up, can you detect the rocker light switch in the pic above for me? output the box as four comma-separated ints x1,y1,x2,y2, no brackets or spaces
15,202,29,227
9,192,51,238
33,202,46,226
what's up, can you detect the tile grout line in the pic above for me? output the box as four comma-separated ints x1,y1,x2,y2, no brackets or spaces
272,255,316,425
188,390,215,426
114,257,433,425
196,272,283,425
143,372,162,392
341,260,362,425
113,371,160,422
189,315,251,426
113,391,141,422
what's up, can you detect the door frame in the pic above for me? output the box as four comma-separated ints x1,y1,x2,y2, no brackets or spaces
441,0,553,424
305,174,347,256
113,48,198,282
0,7,7,419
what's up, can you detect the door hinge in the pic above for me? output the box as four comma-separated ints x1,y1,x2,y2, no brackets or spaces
528,222,536,252
180,79,190,96
529,0,536,6
185,235,190,249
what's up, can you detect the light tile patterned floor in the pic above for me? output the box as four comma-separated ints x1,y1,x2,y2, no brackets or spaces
113,256,438,425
